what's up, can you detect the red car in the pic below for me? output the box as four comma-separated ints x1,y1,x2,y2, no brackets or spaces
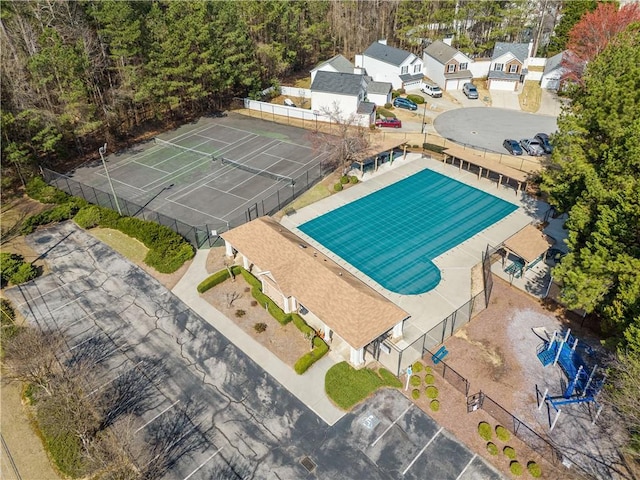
375,117,402,128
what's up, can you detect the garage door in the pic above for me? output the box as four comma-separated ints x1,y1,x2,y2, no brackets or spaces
541,78,559,91
489,79,516,91
445,79,462,91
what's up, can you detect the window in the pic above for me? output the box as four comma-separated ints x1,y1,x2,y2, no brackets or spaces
509,64,519,73
401,66,408,74
414,64,421,73
447,64,456,73
459,62,468,70
494,63,504,71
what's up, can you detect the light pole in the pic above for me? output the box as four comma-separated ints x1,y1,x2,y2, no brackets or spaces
313,110,319,133
421,101,428,134
99,143,122,215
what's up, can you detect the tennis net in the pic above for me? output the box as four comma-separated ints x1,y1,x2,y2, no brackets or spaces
220,157,294,184
155,137,216,160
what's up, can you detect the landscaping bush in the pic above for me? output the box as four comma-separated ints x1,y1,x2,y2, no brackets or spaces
21,200,85,234
422,142,446,154
391,91,400,99
412,388,420,399
0,252,37,286
495,425,511,442
424,373,434,384
290,313,314,336
250,300,258,307
0,298,19,340
384,102,392,109
294,336,329,374
340,175,349,184
74,205,120,229
377,108,396,118
25,177,70,204
425,366,432,374
239,267,261,289
325,362,402,410
334,182,343,192
478,421,493,441
410,375,421,387
349,176,358,184
235,309,246,317
254,322,267,333
10,263,38,284
430,399,440,411
510,461,523,476
503,446,517,459
406,94,424,104
412,361,423,373
486,442,498,455
425,386,438,398
527,461,542,477
197,269,231,293
397,88,406,95
378,368,401,387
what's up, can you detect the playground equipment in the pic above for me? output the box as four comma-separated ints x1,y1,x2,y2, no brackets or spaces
535,329,605,431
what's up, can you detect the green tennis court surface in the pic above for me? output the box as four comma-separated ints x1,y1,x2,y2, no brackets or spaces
298,169,518,295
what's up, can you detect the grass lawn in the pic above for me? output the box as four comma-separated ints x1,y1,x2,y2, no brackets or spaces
90,228,148,263
325,361,401,410
519,81,542,113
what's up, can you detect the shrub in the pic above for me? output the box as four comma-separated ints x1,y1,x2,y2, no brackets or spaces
10,263,38,284
487,442,498,455
377,108,396,118
391,91,400,99
75,205,121,229
0,298,19,339
397,88,406,95
334,183,343,192
250,300,258,307
425,386,438,398
235,309,246,317
197,269,230,293
25,177,69,204
495,425,511,442
410,375,421,386
406,94,424,104
527,461,542,477
503,446,517,459
239,268,261,289
254,322,267,333
478,421,493,441
340,175,349,184
284,206,296,216
412,361,423,373
384,102,392,109
510,461,523,476
424,374,434,384
1,252,37,286
430,399,440,411
290,313,314,336
349,176,358,184
378,368,401,388
21,201,84,234
294,336,328,374
425,366,432,374
422,142,446,154
412,388,420,399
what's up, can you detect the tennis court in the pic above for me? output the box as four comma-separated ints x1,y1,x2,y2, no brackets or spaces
298,168,518,295
69,114,331,232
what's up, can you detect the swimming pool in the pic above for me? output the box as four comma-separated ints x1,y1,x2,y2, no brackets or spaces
298,168,518,295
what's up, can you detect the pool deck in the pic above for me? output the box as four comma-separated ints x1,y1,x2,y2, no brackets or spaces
281,153,549,348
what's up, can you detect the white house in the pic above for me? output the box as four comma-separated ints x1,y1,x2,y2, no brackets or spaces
366,81,392,106
310,71,375,126
310,54,362,83
355,40,423,90
540,51,567,91
487,41,533,91
423,40,474,91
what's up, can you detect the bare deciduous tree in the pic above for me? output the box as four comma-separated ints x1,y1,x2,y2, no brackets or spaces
225,292,241,308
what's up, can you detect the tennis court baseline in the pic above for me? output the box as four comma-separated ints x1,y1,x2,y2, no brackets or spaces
298,168,518,295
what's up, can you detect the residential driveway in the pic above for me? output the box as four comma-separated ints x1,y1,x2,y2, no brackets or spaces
433,107,558,153
489,90,522,110
5,222,503,479
538,89,567,117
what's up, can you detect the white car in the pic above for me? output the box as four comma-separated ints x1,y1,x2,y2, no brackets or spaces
421,83,442,98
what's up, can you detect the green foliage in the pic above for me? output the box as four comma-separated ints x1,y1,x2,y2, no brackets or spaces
410,375,421,386
384,102,392,109
378,368,401,387
334,182,343,192
25,177,69,204
391,91,400,99
1,252,37,286
430,399,440,411
424,374,434,384
377,108,396,118
495,425,511,442
21,199,86,234
425,366,432,374
423,143,446,154
37,407,84,477
412,361,424,373
397,88,406,95
503,446,516,459
478,421,493,441
425,385,438,398
0,298,19,340
340,175,349,184
254,322,267,333
487,442,498,455
527,461,542,477
411,388,420,399
325,362,402,410
406,94,424,104
510,461,523,476
547,1,598,55
73,205,120,229
239,268,261,289
349,176,358,184
290,313,314,336
294,336,328,374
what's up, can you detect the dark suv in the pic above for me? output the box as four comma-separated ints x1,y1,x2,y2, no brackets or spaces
393,97,418,111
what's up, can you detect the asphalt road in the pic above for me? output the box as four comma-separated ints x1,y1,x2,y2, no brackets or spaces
5,222,502,480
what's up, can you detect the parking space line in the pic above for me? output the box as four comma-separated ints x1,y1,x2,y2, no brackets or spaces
402,427,443,475
85,360,144,397
456,453,477,480
51,298,79,313
370,405,413,447
182,446,223,480
135,400,180,433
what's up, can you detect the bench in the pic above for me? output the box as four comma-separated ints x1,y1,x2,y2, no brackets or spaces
432,345,449,365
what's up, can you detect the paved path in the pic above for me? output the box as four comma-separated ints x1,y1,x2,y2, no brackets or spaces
171,248,346,425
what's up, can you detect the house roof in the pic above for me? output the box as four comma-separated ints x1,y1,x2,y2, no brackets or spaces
367,81,392,95
311,54,354,74
445,70,473,80
424,40,459,65
399,73,424,82
492,42,530,63
221,217,410,349
488,70,521,81
311,71,365,96
357,101,376,115
502,224,553,264
363,41,413,66
543,51,564,75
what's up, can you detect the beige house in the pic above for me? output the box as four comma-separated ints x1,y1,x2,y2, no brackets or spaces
221,217,410,366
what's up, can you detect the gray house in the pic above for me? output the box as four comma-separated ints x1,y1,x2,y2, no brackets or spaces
487,42,533,91
355,40,423,90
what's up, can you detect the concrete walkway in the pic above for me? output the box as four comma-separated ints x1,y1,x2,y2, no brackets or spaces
172,249,346,426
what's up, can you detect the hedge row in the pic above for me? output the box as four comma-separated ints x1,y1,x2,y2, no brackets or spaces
294,336,329,374
0,252,38,286
25,177,70,204
197,269,231,293
21,198,87,235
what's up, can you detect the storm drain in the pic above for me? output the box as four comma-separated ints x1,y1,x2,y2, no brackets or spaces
300,456,316,472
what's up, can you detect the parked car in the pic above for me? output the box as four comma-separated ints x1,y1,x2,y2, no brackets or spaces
462,83,478,99
421,82,442,98
375,117,402,128
534,133,553,154
520,138,545,156
502,139,523,155
393,97,418,111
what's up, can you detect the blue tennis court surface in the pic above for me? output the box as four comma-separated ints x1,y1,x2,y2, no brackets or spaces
298,169,518,295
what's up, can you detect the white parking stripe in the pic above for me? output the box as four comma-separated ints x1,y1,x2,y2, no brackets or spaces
370,405,413,447
134,400,180,434
402,427,443,475
456,453,477,480
182,447,223,480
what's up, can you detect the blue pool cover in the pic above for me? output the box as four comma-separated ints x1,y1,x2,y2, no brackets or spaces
298,169,518,295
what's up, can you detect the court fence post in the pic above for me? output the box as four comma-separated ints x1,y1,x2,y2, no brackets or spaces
277,190,281,210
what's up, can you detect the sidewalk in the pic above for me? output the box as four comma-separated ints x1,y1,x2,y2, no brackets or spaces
171,249,346,426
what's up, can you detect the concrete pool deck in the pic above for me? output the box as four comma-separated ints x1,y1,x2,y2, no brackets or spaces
281,153,547,358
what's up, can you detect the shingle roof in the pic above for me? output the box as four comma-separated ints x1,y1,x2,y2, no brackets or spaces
543,51,564,75
424,40,459,65
363,41,412,66
357,101,376,115
503,224,553,264
311,71,365,96
445,70,473,80
312,54,354,74
367,81,392,95
488,70,520,81
221,217,410,349
399,73,424,82
492,42,530,63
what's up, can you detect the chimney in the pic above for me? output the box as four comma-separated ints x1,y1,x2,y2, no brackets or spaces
443,35,453,46
378,39,387,45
